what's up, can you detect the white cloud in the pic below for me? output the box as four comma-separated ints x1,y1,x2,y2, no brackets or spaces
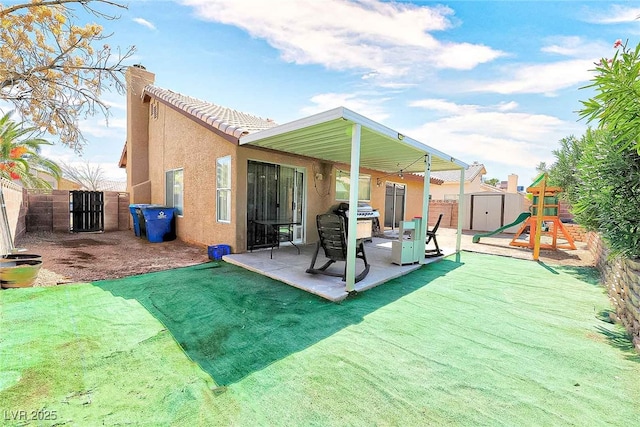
469,59,595,96
40,148,126,181
78,117,126,139
301,92,391,122
541,36,609,58
180,0,504,84
103,99,126,110
409,99,478,115
407,99,583,174
582,5,640,24
133,17,156,30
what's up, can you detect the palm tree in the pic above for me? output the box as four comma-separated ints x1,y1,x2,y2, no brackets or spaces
0,111,61,188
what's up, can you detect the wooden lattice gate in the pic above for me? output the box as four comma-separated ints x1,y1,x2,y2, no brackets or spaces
70,191,104,232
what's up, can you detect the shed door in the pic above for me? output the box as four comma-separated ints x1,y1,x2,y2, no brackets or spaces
70,191,104,232
471,195,503,231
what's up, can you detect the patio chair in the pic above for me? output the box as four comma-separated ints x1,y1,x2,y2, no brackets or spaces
425,213,443,258
306,213,370,283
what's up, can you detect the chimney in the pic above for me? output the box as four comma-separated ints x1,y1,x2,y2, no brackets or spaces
507,174,518,193
126,65,155,203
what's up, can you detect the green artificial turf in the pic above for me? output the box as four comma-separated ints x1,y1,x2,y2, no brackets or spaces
1,252,639,426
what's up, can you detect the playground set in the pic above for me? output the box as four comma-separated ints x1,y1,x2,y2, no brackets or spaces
472,173,576,260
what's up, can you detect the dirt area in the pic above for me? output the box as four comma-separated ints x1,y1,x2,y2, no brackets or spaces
446,229,595,267
9,226,594,288
15,230,210,287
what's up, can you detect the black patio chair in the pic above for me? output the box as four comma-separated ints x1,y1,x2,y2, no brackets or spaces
425,213,443,258
306,213,370,282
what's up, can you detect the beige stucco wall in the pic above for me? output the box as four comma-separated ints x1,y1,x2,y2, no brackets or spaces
143,102,449,252
134,77,458,251
147,102,335,252
430,174,482,200
147,100,237,249
334,169,435,227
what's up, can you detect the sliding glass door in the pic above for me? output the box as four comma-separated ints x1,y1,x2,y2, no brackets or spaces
247,161,305,249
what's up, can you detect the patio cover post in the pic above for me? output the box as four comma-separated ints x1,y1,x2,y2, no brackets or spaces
456,169,464,252
419,154,431,264
345,123,362,292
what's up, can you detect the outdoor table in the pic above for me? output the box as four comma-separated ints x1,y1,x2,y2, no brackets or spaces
253,219,302,259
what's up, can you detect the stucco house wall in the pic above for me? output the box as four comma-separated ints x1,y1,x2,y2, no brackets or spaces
429,177,481,201
148,98,237,248
126,66,453,252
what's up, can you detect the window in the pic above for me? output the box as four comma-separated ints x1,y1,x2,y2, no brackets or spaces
165,168,183,215
216,156,231,222
335,171,371,201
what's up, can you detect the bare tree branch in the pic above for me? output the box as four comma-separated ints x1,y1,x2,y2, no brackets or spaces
0,0,135,151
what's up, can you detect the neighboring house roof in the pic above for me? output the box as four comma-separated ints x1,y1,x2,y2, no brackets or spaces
119,143,127,168
479,183,507,193
96,181,127,192
144,85,278,138
427,162,486,183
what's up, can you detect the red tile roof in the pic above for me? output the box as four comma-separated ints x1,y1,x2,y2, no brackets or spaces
144,85,278,138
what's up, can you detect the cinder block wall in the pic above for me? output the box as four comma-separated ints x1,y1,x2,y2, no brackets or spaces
26,193,53,232
562,223,587,243
52,190,69,232
27,191,131,232
587,232,640,353
428,201,458,228
118,193,131,231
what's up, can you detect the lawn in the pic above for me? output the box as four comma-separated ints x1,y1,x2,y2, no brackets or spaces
1,252,639,426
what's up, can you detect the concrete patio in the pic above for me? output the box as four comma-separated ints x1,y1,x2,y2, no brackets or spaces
224,236,455,302
223,225,595,302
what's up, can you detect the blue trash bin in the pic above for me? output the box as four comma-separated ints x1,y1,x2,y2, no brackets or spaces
129,204,151,237
142,206,176,243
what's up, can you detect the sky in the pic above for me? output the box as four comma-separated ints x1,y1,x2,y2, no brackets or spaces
33,0,640,185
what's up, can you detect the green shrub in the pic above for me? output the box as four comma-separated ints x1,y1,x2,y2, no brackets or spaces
570,130,640,258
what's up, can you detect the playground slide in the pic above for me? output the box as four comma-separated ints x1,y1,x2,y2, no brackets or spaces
472,212,531,243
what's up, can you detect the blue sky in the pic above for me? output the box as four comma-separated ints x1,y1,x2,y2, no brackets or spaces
40,0,640,185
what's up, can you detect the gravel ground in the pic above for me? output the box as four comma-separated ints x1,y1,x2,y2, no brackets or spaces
13,230,210,287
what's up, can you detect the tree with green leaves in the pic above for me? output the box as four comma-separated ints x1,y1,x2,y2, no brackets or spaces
546,135,583,203
570,130,640,258
547,129,640,258
579,39,640,154
484,177,500,186
0,111,61,188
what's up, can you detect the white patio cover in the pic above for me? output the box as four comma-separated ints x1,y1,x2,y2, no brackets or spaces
240,106,467,292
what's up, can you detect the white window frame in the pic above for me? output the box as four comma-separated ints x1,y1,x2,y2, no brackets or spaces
216,156,232,223
165,168,184,216
335,170,371,202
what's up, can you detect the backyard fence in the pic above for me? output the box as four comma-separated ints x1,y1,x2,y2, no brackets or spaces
26,190,130,233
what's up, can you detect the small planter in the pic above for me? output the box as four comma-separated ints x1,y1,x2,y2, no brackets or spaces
0,254,42,289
